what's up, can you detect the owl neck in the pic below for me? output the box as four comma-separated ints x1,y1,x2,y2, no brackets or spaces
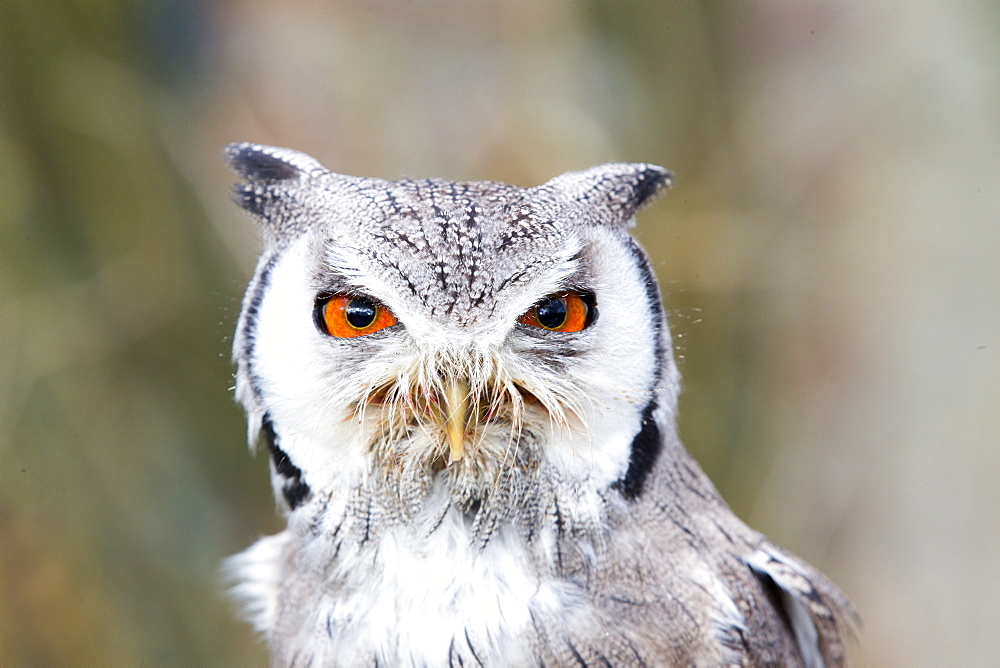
277,438,686,561
282,472,637,572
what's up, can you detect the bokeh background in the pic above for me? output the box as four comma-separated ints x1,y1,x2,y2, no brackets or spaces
2,2,998,665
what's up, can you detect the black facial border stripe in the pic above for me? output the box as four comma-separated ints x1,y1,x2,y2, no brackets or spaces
612,237,666,499
262,413,311,510
240,252,279,405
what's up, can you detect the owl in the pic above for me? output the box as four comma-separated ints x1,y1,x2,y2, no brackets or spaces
224,143,856,666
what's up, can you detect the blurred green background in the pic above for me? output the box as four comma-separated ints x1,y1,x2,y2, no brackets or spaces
2,2,998,665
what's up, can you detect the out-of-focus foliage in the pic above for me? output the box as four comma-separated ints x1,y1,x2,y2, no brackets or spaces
0,3,275,664
2,2,998,665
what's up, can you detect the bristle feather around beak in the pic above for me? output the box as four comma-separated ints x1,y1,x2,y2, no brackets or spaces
354,346,589,479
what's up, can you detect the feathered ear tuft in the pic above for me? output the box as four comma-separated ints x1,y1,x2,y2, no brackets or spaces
223,143,380,247
223,143,324,182
540,163,673,226
222,143,328,242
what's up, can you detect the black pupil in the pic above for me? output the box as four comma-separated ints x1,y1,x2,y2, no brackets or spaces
536,297,567,329
345,299,377,328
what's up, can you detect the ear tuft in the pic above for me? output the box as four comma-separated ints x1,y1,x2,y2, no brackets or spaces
222,143,331,237
541,163,673,225
628,165,673,211
222,143,324,182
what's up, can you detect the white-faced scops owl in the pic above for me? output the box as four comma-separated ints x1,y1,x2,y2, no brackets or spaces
224,143,857,666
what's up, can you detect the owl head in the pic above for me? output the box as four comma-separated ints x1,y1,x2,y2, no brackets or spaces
226,144,677,528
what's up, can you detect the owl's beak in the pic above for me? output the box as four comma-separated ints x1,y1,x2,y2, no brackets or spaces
443,376,468,463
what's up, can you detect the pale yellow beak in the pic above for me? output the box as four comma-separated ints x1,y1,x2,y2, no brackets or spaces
443,376,469,463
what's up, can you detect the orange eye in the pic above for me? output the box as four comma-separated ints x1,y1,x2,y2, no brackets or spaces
316,295,398,338
517,291,594,333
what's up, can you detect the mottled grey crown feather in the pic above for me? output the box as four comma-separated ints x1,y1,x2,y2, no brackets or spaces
224,144,672,246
